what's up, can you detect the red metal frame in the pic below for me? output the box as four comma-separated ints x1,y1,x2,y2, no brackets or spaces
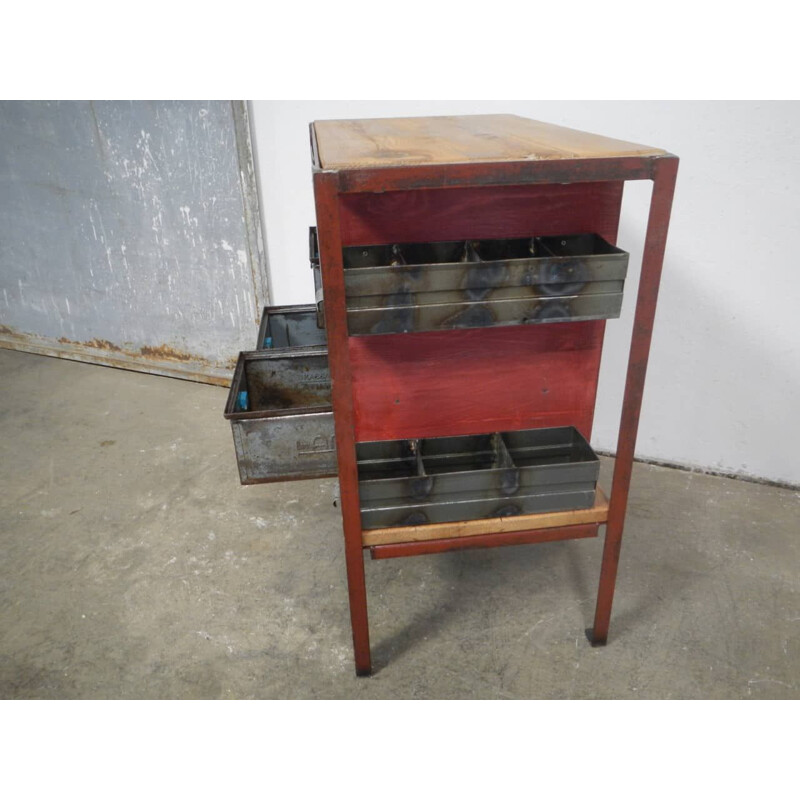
313,173,371,675
313,137,678,675
591,156,679,644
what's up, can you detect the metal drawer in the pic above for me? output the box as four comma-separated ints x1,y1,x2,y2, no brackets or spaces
224,348,335,484
309,227,325,328
331,233,627,335
256,304,326,350
357,426,599,529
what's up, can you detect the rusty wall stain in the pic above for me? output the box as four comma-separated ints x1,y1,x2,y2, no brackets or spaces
139,344,193,362
59,336,122,352
1,322,234,386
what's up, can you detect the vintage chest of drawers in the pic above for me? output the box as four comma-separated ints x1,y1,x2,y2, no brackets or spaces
225,114,678,675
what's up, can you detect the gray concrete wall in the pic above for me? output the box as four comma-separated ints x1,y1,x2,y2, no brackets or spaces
0,100,268,384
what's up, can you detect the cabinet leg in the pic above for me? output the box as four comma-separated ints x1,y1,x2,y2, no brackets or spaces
344,540,371,676
590,157,678,647
590,521,623,644
313,171,373,676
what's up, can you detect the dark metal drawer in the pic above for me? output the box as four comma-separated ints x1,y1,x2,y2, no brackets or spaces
224,348,334,484
335,233,628,335
357,426,599,529
256,304,326,351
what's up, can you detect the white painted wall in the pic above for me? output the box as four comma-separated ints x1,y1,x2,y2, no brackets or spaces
250,101,800,486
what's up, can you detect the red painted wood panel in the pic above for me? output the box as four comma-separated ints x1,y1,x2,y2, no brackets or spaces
338,182,624,246
350,322,604,442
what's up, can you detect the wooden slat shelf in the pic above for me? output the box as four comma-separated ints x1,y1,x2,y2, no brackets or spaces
362,488,609,547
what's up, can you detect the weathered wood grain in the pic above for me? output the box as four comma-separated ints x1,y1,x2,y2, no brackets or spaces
315,115,664,170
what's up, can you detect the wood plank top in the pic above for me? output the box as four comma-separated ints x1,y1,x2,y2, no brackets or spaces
361,488,609,547
314,115,665,170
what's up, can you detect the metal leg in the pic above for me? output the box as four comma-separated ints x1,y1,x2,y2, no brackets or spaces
313,171,372,675
591,156,679,645
344,521,371,677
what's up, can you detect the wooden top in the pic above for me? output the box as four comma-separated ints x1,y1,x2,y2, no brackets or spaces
314,114,665,170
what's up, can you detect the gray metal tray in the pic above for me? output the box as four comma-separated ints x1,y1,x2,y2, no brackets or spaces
256,304,326,351
330,232,627,335
224,346,335,484
357,427,599,529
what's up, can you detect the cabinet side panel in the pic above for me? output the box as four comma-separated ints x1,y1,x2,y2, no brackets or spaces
338,182,624,246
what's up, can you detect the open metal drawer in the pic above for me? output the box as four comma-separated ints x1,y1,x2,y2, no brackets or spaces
256,303,326,351
342,234,628,335
225,303,334,483
357,426,599,529
311,228,627,335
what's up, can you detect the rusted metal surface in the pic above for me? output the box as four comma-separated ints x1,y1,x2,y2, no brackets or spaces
225,349,331,416
229,411,335,484
357,427,599,529
224,348,334,484
320,232,627,335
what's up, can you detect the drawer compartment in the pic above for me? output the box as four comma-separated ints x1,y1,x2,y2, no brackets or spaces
224,348,335,484
357,426,599,529
337,233,627,335
256,304,326,350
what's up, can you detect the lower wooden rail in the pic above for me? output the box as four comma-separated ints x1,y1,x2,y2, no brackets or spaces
361,488,609,548
369,522,599,559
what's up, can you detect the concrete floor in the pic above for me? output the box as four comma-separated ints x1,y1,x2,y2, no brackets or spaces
1,348,798,699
